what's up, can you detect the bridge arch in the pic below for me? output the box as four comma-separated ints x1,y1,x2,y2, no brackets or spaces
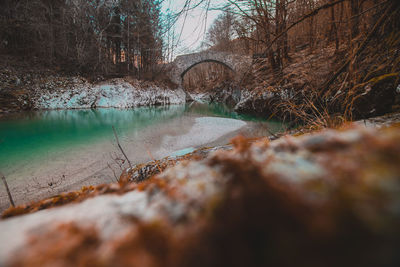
180,59,234,80
167,51,252,87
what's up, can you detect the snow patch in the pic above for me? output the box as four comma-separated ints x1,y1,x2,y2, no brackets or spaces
33,78,186,110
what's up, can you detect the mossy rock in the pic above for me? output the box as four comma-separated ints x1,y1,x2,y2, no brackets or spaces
353,72,399,119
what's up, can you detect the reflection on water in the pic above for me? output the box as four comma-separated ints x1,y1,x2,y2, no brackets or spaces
186,102,280,123
0,105,185,171
0,103,284,172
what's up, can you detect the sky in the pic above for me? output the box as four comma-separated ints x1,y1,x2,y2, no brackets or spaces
161,0,225,56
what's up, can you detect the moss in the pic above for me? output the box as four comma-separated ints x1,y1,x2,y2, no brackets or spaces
363,65,391,83
368,72,399,85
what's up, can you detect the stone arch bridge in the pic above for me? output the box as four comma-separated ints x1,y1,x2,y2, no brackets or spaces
166,50,252,87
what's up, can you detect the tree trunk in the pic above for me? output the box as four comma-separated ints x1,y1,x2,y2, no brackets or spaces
127,15,130,73
329,0,339,51
309,16,314,54
351,0,360,38
282,0,290,60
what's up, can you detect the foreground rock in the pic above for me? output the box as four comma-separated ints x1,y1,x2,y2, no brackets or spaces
1,125,400,266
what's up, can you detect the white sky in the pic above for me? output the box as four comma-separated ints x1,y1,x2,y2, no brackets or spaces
161,0,225,56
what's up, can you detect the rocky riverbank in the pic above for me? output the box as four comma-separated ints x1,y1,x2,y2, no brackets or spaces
0,76,186,114
0,56,188,114
32,78,186,109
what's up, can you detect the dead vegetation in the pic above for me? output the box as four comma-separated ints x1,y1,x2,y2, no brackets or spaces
185,0,400,129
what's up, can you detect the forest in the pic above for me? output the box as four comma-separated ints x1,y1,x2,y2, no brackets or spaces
0,0,163,75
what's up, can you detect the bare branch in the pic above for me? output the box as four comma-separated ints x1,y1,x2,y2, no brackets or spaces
1,172,15,207
112,126,132,169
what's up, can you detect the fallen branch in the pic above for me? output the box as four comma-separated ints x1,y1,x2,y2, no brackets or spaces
107,163,119,182
112,126,132,169
1,172,15,207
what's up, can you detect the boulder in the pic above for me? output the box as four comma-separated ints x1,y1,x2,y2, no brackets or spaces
352,73,399,118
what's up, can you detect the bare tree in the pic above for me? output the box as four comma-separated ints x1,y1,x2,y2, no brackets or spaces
0,0,164,77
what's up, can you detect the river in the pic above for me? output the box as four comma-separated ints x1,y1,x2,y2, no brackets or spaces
0,102,284,210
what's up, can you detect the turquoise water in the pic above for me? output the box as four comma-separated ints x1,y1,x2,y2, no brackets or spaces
0,103,284,172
